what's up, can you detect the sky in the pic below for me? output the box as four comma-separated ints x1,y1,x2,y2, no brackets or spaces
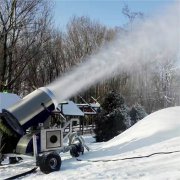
53,0,177,29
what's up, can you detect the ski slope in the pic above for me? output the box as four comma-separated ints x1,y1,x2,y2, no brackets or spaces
1,106,180,180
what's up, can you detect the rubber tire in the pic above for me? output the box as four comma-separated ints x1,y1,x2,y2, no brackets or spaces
70,143,84,157
77,143,84,155
39,152,61,174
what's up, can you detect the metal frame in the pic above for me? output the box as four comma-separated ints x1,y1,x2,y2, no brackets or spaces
1,118,88,160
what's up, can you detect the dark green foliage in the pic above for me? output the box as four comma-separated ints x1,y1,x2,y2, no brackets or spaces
102,91,125,113
94,91,148,142
94,91,128,142
130,103,147,125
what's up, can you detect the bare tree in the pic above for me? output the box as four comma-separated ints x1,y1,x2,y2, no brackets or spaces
0,0,52,92
122,4,144,31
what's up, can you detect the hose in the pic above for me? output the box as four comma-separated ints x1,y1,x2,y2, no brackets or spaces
4,167,38,180
76,150,180,162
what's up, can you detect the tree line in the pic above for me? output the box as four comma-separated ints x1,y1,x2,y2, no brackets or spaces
0,0,179,113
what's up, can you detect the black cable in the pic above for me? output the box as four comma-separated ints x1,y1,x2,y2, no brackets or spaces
3,167,38,180
76,150,180,162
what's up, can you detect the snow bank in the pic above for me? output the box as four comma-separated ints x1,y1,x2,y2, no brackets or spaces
0,93,21,113
102,106,180,153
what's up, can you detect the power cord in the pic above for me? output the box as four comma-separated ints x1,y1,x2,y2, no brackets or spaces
76,150,180,162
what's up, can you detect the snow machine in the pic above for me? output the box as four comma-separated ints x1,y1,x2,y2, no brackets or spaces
0,87,89,174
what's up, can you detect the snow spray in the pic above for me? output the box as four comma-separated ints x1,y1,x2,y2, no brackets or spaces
47,3,180,102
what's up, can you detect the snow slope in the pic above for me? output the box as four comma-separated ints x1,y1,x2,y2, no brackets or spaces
1,106,180,180
103,106,180,151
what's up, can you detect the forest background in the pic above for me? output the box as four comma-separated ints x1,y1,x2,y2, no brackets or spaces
0,0,179,114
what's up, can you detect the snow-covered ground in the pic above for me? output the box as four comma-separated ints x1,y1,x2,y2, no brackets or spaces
1,106,180,180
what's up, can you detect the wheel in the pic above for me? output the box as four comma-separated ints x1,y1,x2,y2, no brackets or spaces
77,143,84,155
39,152,61,174
70,143,84,157
70,144,79,157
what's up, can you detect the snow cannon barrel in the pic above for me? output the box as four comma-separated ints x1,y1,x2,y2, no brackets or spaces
2,87,58,136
